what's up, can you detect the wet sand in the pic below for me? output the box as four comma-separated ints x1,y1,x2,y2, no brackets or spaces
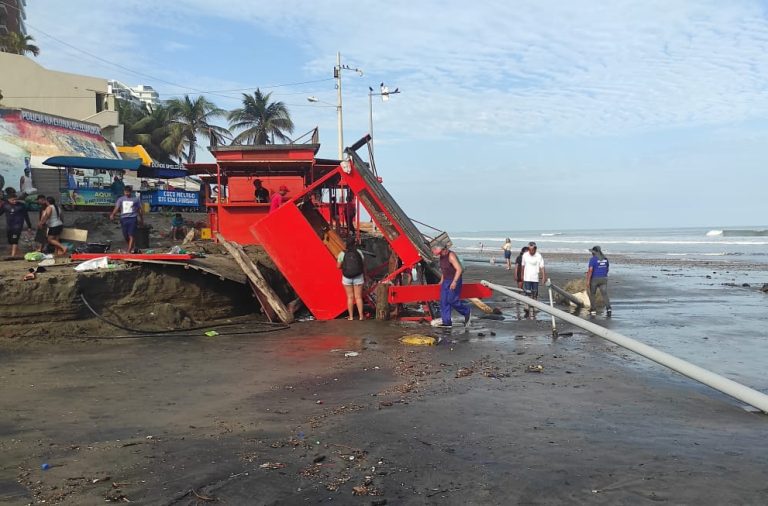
1,263,767,504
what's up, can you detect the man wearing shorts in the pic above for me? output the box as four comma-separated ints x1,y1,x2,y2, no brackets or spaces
110,185,144,253
0,188,32,257
521,241,546,317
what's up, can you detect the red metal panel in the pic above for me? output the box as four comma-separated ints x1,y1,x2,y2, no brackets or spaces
340,168,422,267
216,205,268,244
251,202,348,320
388,283,492,304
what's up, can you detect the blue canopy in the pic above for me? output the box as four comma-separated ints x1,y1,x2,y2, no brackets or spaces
43,156,141,171
138,166,188,179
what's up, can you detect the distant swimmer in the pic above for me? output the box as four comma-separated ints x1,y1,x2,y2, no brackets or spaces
586,245,612,317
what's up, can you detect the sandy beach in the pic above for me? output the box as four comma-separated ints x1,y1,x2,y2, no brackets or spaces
1,258,767,504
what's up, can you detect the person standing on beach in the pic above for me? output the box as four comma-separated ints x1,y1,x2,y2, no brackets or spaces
39,196,66,256
521,242,546,316
502,238,513,270
586,245,612,317
110,185,143,253
337,236,366,320
432,243,472,328
514,246,528,289
0,188,33,257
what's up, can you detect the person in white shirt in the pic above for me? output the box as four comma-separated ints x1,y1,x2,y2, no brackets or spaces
19,168,37,199
521,241,547,316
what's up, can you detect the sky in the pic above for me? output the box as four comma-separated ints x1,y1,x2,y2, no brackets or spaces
21,0,768,231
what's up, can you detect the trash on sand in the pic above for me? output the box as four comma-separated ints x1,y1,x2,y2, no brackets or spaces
316,400,323,404
259,462,286,469
455,367,473,378
526,364,544,373
344,351,359,358
24,252,45,262
400,334,436,346
41,463,51,470
204,330,219,337
74,256,110,272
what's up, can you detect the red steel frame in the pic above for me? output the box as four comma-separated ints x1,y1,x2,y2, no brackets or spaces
250,154,491,320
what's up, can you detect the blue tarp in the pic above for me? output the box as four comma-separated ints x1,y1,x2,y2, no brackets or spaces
43,156,141,171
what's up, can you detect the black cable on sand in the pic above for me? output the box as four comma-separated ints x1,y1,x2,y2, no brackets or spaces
78,292,290,339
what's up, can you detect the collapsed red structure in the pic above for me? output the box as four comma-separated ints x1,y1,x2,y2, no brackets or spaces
189,136,491,320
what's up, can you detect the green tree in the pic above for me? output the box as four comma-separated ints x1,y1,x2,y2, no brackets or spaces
165,95,230,163
228,89,295,145
0,32,40,57
116,100,176,164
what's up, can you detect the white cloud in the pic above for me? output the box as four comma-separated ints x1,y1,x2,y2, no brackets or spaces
26,0,768,141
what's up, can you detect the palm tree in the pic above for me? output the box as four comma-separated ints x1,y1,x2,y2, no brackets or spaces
116,101,173,164
228,89,295,145
131,105,183,164
0,32,40,57
165,95,230,163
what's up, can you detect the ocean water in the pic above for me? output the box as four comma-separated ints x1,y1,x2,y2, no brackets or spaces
452,227,768,395
450,227,768,264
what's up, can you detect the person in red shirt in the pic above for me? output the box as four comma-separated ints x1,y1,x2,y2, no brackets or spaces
269,185,290,213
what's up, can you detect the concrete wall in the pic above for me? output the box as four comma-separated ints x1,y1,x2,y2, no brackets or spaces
0,52,120,142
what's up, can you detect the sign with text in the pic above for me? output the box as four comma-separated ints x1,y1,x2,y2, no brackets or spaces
60,188,117,207
142,190,200,207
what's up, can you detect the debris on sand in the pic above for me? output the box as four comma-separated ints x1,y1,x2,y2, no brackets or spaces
455,367,473,378
400,334,436,346
526,364,544,373
259,462,286,470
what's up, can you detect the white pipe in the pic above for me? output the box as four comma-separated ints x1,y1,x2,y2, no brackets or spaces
482,280,768,413
547,285,558,337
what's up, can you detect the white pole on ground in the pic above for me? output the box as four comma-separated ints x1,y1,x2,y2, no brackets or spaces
482,280,768,413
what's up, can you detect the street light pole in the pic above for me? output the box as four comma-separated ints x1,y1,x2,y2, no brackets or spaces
367,83,400,162
332,52,364,160
335,52,344,160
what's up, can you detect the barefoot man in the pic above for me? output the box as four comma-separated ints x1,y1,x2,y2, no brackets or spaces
110,185,144,253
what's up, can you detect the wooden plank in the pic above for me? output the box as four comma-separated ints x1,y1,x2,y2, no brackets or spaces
215,233,294,324
468,297,495,314
60,228,88,242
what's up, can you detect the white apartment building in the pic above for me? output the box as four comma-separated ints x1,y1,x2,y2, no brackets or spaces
107,80,161,109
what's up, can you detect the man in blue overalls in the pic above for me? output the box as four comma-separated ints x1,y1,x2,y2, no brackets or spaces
432,243,472,328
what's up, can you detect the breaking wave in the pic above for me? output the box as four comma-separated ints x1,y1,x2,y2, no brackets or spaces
706,229,768,237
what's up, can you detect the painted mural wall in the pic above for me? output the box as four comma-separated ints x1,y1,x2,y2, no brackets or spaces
0,108,117,190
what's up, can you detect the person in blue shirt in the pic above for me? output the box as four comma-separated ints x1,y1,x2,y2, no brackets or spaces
170,213,185,241
586,245,611,316
0,188,33,257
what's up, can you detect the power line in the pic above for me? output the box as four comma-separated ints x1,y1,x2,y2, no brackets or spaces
2,0,337,103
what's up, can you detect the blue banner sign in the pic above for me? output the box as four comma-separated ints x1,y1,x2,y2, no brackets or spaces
141,190,200,207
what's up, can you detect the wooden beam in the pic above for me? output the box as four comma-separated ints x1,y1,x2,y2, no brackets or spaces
215,233,294,324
